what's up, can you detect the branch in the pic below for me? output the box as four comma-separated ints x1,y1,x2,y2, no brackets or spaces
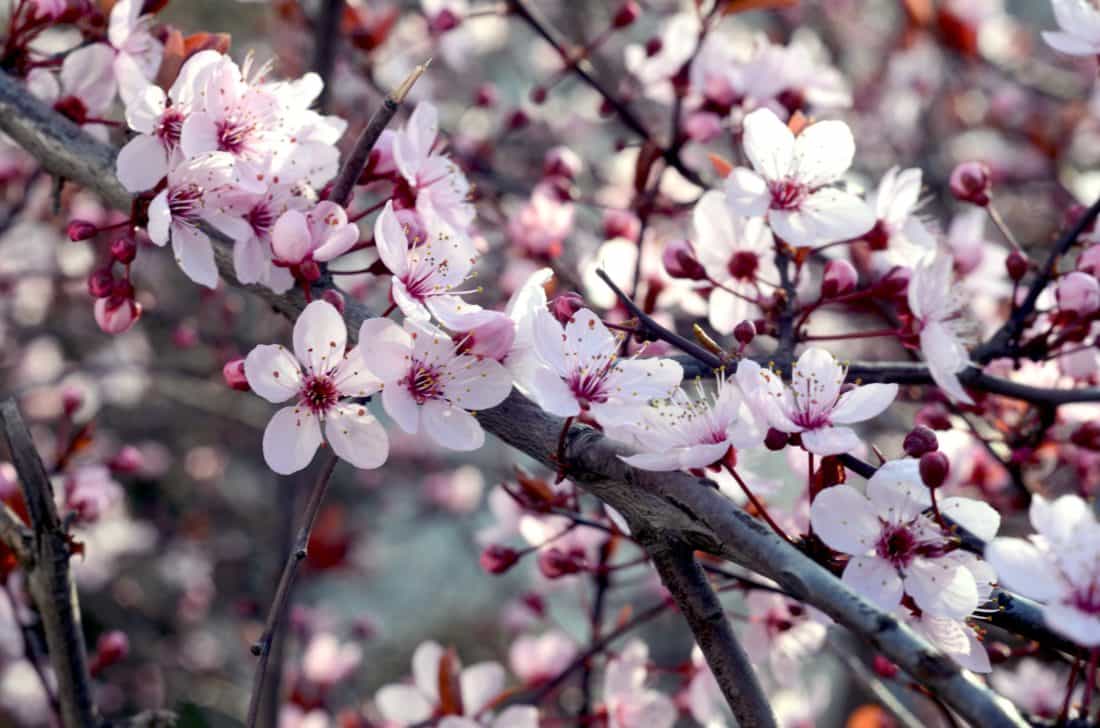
0,70,1033,728
311,0,346,112
647,542,777,728
0,399,98,728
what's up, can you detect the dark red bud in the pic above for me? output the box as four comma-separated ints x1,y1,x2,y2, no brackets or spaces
506,109,530,131
222,359,250,392
662,239,707,280
480,545,520,574
537,547,584,579
733,320,756,346
644,36,663,57
1005,251,1028,282
87,268,115,298
915,403,952,431
822,259,858,298
764,428,789,452
903,426,939,458
612,1,640,28
67,219,98,241
475,83,498,108
91,630,129,674
549,292,585,324
949,161,992,206
110,236,137,264
872,655,899,679
530,86,548,105
112,279,135,300
1071,421,1100,452
919,451,950,489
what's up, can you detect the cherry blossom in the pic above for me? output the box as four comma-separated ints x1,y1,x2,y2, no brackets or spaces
908,253,975,405
107,0,163,89
358,317,512,451
602,639,677,728
985,494,1100,646
725,108,874,247
244,301,389,474
864,166,936,265
508,630,577,684
624,13,699,99
1042,0,1100,56
300,633,362,688
215,183,309,292
528,308,683,427
393,102,475,233
438,707,540,728
736,349,897,456
990,658,1080,720
739,591,827,682
269,202,359,268
904,612,991,673
26,44,116,140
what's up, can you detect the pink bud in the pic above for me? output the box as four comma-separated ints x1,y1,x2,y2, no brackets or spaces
949,161,992,206
87,267,115,298
612,0,639,28
223,359,250,392
67,219,98,241
734,320,756,346
172,322,198,349
683,111,722,143
1005,251,1028,281
481,545,520,574
1079,245,1100,277
543,146,582,181
919,451,950,489
475,83,498,108
62,386,83,417
822,259,857,298
873,655,899,679
763,428,788,451
427,7,461,34
903,426,938,458
537,547,584,579
110,236,137,264
109,445,144,474
91,631,129,675
915,403,952,431
662,239,707,280
529,86,548,105
94,297,141,335
603,209,641,242
1056,271,1100,316
549,292,585,324
321,289,346,315
506,109,530,131
460,312,515,362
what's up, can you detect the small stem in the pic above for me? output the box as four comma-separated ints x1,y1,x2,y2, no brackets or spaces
726,465,792,544
1060,654,1083,725
1083,648,1099,717
986,201,1022,252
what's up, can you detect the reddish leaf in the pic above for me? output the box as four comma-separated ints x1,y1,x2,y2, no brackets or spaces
721,0,798,15
633,141,662,195
514,468,555,505
438,648,464,716
787,110,810,135
708,153,733,179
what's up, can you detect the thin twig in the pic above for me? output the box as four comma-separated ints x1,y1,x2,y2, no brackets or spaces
311,0,346,112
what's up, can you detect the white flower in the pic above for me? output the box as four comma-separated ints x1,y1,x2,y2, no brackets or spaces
725,108,874,247
908,253,975,404
394,102,475,234
358,317,512,451
244,301,389,475
1042,0,1100,56
528,308,683,428
603,640,677,728
865,166,936,265
905,612,991,673
985,494,1100,647
739,591,827,683
990,658,1079,719
810,460,1000,618
617,374,762,471
692,190,776,335
501,267,553,392
736,349,897,456
108,0,163,90
301,633,362,688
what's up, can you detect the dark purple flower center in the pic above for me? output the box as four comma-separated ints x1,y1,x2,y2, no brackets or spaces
54,95,87,124
876,524,917,568
168,184,203,223
157,107,185,149
248,202,276,238
768,179,807,211
727,251,759,280
299,375,339,414
216,117,255,155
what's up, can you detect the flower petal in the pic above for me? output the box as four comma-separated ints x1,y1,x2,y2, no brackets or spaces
358,318,413,382
292,300,347,376
262,406,322,475
809,485,879,555
842,555,903,612
830,383,898,424
422,399,484,451
244,344,302,403
742,107,794,180
326,404,389,470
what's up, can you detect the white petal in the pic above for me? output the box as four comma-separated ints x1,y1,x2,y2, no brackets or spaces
172,224,219,288
358,318,413,382
293,300,347,376
800,425,861,456
866,460,930,522
939,497,1000,542
443,356,513,410
116,134,167,193
724,167,771,219
842,555,903,612
984,538,1065,602
422,400,484,451
1042,30,1100,55
905,558,979,620
530,366,580,418
1044,603,1100,647
830,383,898,424
179,111,220,158
325,404,388,470
809,485,879,555
792,119,854,187
262,406,322,475
922,324,974,405
382,383,421,434
492,706,540,728
460,662,505,716
770,189,874,247
244,345,302,403
374,684,434,724
741,107,794,180
373,202,410,276
532,308,568,375
147,190,171,245
412,641,444,701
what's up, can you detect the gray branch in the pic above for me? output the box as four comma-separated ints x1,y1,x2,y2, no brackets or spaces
0,69,1033,728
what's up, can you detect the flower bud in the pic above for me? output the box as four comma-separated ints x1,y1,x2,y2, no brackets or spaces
644,36,663,57
427,7,461,34
90,631,129,675
222,358,250,392
537,547,584,579
683,111,722,143
918,451,950,489
734,320,756,347
94,297,141,335
903,426,939,458
915,403,952,431
872,655,899,679
873,267,910,299
109,445,144,474
173,322,198,349
110,235,137,264
529,86,548,105
87,267,115,298
475,83,498,108
543,146,582,181
549,292,585,324
62,386,83,418
67,219,98,241
1056,271,1100,316
1079,245,1100,277
1005,250,1028,281
764,428,788,451
321,289,346,315
1071,421,1100,452
506,109,530,131
822,259,857,298
603,209,641,242
662,239,707,280
612,0,639,28
949,161,992,206
296,260,322,284
480,545,520,574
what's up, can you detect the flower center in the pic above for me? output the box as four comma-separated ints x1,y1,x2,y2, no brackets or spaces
168,184,204,223
568,365,614,407
157,107,185,149
248,202,276,238
217,117,255,155
727,251,759,280
299,374,339,414
405,363,444,404
768,179,807,211
1070,580,1100,616
876,524,917,568
54,95,88,124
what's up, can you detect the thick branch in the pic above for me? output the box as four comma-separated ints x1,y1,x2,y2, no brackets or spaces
0,399,98,728
647,542,777,728
0,69,1032,728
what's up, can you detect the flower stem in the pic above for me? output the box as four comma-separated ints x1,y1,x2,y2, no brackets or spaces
725,464,793,544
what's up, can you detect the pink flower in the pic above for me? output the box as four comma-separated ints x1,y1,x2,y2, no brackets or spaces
602,640,677,728
865,167,936,264
1078,244,1100,277
214,183,310,293
1056,271,1100,316
27,44,116,138
904,612,991,673
244,301,389,474
301,633,362,688
736,349,897,456
624,14,699,96
358,317,512,451
270,202,359,267
528,308,683,427
63,465,124,523
985,494,1100,646
725,108,874,247
94,296,142,335
990,658,1080,719
908,253,975,404
739,591,827,682
507,183,574,257
374,641,506,726
437,708,540,728
393,102,475,233
1042,0,1100,56
108,0,163,88
811,460,1000,618
508,630,577,684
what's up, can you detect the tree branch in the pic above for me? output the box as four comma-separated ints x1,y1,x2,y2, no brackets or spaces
311,0,346,112
0,69,1033,728
0,399,98,728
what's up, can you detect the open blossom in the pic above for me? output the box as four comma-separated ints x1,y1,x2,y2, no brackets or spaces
864,166,936,264
244,301,389,474
508,630,577,684
617,374,762,471
691,190,777,335
501,268,552,390
1042,0,1100,56
624,13,699,99
908,253,975,405
811,459,1000,619
375,201,486,329
990,658,1080,719
269,202,359,267
985,494,1100,646
737,349,897,456
393,102,475,234
62,465,124,524
603,640,677,728
507,183,574,258
904,611,991,673
529,308,683,427
300,633,362,688
740,591,827,682
108,0,163,89
374,641,506,726
27,44,116,139
725,108,874,248
438,708,540,728
358,317,512,451
215,183,309,292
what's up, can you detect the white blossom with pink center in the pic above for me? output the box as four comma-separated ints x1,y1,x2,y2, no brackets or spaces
725,108,874,247
692,190,776,335
736,349,897,456
359,317,512,451
616,374,762,471
107,0,163,91
373,641,507,726
375,201,489,330
1043,0,1100,56
393,102,475,234
501,267,553,393
27,44,116,141
603,639,677,728
300,632,362,689
990,658,1081,720
508,630,577,684
865,166,936,266
528,308,683,428
269,201,359,267
740,590,827,682
908,252,975,404
214,182,311,293
61,465,124,524
115,50,222,193
244,301,389,475
985,494,1100,646
810,460,1000,619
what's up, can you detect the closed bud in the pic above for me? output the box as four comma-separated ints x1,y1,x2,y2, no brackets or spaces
109,445,143,474
918,451,950,489
474,83,498,108
62,386,83,417
915,403,952,431
734,321,756,347
94,297,141,335
427,8,461,34
543,146,582,181
764,428,788,451
903,426,939,458
549,292,585,324
530,86,548,105
91,631,129,675
1005,250,1028,281
505,108,530,131
949,161,992,206
321,289,346,315
644,36,663,57
480,544,519,574
537,547,584,579
222,358,250,392
1071,421,1100,452
67,219,98,241
612,0,639,28
872,655,899,679
662,239,707,280
822,259,857,298
88,267,115,298
110,236,137,264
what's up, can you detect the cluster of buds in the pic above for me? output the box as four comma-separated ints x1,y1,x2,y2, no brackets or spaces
87,234,141,335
